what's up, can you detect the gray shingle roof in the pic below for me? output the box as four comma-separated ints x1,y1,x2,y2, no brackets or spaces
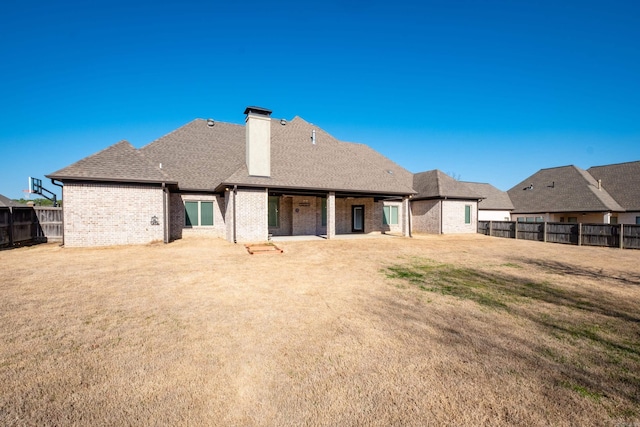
48,141,173,184
222,117,416,195
140,120,245,191
588,161,640,211
412,170,482,200
507,165,624,214
463,182,514,210
49,115,416,196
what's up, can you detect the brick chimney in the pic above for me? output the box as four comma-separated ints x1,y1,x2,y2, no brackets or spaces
244,106,272,177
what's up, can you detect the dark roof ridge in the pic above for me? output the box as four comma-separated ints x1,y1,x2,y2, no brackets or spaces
141,120,199,151
538,164,580,172
141,119,241,151
459,180,490,184
287,116,342,141
434,169,443,194
589,159,640,169
342,143,416,194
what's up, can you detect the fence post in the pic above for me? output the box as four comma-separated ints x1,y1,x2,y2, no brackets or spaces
578,223,582,246
543,222,547,242
514,221,518,240
8,207,14,246
620,223,624,249
489,221,493,237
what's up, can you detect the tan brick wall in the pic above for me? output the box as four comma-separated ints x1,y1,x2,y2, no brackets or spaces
291,196,319,235
170,193,226,240
63,183,164,247
235,188,268,242
225,189,234,242
442,200,477,234
335,197,376,234
411,199,441,234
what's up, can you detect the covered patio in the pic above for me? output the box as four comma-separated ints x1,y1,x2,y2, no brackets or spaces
266,189,411,240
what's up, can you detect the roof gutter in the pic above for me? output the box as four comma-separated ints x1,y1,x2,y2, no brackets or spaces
217,182,416,198
45,176,178,186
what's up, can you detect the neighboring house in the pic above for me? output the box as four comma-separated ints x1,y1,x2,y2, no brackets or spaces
0,193,37,246
411,170,482,234
0,194,21,209
48,107,419,247
462,182,513,221
507,165,626,224
588,161,640,225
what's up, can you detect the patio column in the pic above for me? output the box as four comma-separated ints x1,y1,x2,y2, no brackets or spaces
327,192,336,239
402,196,410,237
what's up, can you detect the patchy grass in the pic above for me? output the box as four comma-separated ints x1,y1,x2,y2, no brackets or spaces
384,256,640,420
385,260,509,309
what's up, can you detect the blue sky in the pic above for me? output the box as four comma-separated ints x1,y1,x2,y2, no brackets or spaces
1,0,639,200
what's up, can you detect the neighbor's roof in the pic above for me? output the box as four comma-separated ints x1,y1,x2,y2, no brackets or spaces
0,193,22,208
462,182,514,210
49,115,416,195
588,160,640,211
412,170,482,200
48,141,174,184
507,165,624,214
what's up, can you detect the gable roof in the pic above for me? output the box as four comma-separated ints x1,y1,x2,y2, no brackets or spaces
507,165,624,214
463,182,514,210
48,141,174,184
412,170,482,200
588,160,640,211
49,114,416,196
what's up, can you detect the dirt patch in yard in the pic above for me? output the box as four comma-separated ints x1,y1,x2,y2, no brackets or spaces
1,234,639,426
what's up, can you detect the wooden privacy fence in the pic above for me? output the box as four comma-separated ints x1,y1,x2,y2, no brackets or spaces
0,206,62,248
478,221,640,250
34,206,63,242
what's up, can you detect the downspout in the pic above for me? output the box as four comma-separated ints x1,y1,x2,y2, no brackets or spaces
162,183,169,244
440,198,445,234
233,185,238,244
408,197,413,238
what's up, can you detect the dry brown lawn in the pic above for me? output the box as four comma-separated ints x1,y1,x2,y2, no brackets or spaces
1,234,639,426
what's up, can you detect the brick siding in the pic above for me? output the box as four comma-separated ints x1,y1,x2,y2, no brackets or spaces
234,188,268,242
63,183,165,247
442,200,477,234
411,199,441,233
169,193,226,240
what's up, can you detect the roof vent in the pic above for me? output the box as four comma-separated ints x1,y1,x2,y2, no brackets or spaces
311,129,316,145
386,170,394,174
280,119,287,126
207,119,215,127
